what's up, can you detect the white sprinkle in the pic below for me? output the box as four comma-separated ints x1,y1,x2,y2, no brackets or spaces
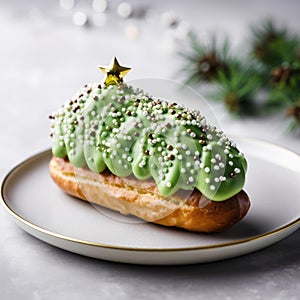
185,150,191,155
178,154,183,160
214,177,219,183
215,154,221,160
224,149,229,154
112,128,119,134
181,168,186,173
234,168,241,174
207,144,212,150
219,162,225,168
211,158,216,164
228,161,234,166
210,185,216,191
214,165,220,171
188,176,194,182
204,167,210,173
186,162,192,168
205,178,210,183
219,176,226,182
166,182,172,188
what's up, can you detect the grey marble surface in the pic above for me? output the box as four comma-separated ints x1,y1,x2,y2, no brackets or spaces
0,1,300,299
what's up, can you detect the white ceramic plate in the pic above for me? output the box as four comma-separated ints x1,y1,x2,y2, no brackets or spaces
1,138,300,265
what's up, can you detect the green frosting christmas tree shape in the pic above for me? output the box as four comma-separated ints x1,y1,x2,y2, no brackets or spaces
50,83,247,201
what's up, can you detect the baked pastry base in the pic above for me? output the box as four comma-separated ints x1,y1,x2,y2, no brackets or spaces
49,157,250,232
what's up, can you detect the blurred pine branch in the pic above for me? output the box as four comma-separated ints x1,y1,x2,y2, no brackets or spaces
178,19,300,132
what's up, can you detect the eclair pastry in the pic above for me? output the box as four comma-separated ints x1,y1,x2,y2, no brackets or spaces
49,58,250,232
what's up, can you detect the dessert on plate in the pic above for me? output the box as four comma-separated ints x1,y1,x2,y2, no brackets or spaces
49,57,250,232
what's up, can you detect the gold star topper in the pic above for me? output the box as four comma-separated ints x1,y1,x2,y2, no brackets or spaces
98,57,131,86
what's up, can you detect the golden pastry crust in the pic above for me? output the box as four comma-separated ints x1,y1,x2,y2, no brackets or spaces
49,157,250,232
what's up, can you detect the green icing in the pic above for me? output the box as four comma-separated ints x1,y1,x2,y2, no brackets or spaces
50,83,247,201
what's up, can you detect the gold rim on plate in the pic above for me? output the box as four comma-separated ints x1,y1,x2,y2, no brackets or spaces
1,139,300,252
